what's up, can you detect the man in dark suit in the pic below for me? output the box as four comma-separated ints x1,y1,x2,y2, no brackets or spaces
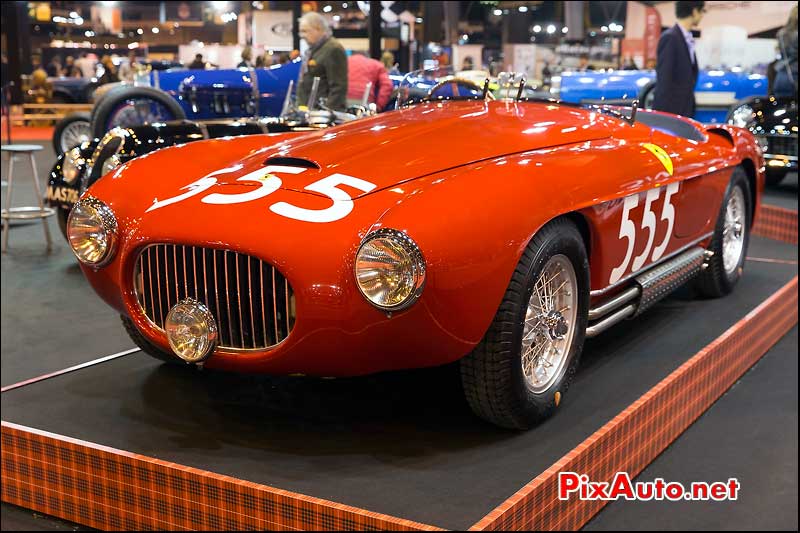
653,1,706,117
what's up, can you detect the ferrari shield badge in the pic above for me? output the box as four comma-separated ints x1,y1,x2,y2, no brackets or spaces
642,143,674,176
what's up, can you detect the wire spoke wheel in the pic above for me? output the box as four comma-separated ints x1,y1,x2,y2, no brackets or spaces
722,186,745,274
521,254,578,394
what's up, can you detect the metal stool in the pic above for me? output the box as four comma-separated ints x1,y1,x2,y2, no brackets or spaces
1,144,54,252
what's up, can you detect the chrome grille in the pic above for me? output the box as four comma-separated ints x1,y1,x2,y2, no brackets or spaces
767,135,798,158
134,244,294,350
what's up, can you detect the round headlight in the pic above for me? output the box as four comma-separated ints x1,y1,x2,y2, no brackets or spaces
165,299,218,363
728,105,753,128
62,146,85,184
101,154,121,176
67,197,118,267
355,229,426,312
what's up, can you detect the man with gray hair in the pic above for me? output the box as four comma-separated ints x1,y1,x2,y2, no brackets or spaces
297,11,348,110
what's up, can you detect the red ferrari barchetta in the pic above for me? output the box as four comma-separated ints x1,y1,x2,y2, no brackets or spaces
67,95,763,429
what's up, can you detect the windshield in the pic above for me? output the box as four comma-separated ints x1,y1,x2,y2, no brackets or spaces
396,66,487,108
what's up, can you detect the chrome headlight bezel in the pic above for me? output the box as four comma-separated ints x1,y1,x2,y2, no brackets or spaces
62,146,85,185
67,196,119,267
354,228,426,312
728,104,754,128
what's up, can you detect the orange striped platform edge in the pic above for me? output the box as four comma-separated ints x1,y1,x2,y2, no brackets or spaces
753,204,798,244
470,276,798,531
1,422,443,531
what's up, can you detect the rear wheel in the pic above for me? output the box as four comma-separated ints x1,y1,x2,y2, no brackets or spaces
460,218,589,429
693,167,751,298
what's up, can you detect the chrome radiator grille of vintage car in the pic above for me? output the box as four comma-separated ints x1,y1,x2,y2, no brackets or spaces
767,135,798,159
134,244,295,350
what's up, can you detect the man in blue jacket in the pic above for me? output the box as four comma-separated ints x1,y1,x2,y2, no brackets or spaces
653,1,706,117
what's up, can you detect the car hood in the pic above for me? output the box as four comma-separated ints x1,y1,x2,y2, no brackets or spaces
190,100,615,198
91,100,618,221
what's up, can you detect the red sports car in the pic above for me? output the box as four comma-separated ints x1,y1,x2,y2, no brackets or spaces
67,95,763,429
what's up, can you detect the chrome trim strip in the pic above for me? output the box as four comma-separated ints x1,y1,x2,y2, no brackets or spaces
284,276,290,340
155,246,163,324
224,250,234,346
764,154,798,162
248,256,256,349
152,69,160,89
588,286,640,320
260,261,267,347
213,249,222,345
590,232,713,297
236,253,245,348
272,267,278,343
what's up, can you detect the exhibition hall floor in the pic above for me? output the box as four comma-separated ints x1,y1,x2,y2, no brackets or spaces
1,143,797,531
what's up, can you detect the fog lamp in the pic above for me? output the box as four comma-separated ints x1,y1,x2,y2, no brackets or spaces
165,299,218,363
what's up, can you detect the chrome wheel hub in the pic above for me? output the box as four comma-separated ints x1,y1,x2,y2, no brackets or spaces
521,255,578,394
722,187,745,274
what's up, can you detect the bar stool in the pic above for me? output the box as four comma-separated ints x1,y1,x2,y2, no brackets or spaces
1,144,54,252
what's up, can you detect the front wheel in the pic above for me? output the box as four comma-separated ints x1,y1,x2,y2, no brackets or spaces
460,218,589,429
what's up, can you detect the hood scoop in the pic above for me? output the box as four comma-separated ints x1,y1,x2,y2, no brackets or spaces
265,156,319,169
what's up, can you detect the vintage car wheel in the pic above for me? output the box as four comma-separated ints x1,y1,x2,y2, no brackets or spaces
52,112,92,155
91,86,185,138
693,167,752,298
765,168,788,186
121,315,182,365
460,218,589,430
638,80,657,110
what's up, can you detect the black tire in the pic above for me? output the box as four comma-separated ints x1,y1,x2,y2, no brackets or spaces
91,85,185,138
121,314,182,365
460,218,590,429
693,167,752,298
52,111,92,155
56,206,70,241
765,167,788,187
638,80,657,110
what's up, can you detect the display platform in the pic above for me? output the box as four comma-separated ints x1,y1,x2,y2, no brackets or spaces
2,229,796,531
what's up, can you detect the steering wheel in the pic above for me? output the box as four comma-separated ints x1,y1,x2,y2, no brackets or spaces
426,77,495,101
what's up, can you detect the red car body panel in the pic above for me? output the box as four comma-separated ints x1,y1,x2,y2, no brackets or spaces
80,100,764,376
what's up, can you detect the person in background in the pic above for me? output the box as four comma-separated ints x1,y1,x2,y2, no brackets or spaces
773,4,797,97
118,52,140,82
652,1,705,117
255,54,266,68
381,50,399,74
347,52,393,111
238,47,253,68
74,52,95,78
45,55,62,77
461,56,474,71
63,56,80,77
188,53,206,70
577,54,596,71
297,12,348,110
622,55,639,70
97,55,119,85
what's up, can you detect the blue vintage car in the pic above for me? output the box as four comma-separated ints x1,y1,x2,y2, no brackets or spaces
89,60,301,137
549,69,768,124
